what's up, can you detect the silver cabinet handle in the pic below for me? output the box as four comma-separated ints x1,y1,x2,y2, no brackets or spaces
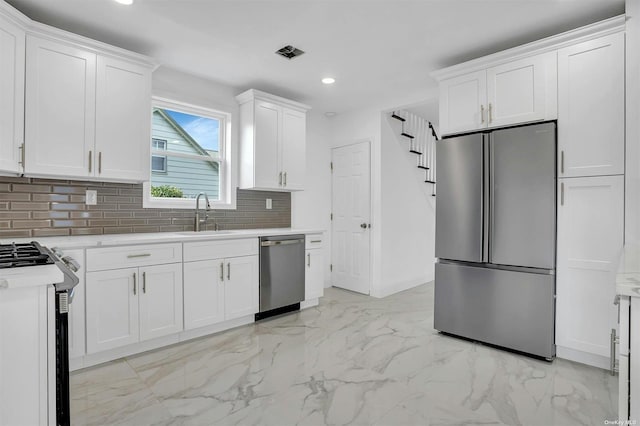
480,105,485,124
560,150,565,174
310,240,322,243
142,271,146,294
99,152,102,174
488,103,493,124
133,272,137,295
227,262,231,280
89,150,93,173
279,172,283,186
611,328,619,375
18,143,25,167
307,253,311,267
220,262,224,281
284,172,287,186
560,182,564,206
127,253,151,259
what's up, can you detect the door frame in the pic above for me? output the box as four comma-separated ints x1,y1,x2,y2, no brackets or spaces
330,139,373,295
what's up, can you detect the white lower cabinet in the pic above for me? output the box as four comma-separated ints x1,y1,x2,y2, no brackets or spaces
183,260,224,330
184,255,258,330
138,264,183,341
305,249,324,300
556,175,624,366
224,256,259,320
86,263,183,354
304,234,325,301
86,268,138,354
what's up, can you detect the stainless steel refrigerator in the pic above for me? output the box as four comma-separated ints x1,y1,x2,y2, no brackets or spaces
434,121,556,359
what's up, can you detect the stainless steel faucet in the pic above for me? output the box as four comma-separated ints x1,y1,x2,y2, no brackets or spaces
194,192,210,232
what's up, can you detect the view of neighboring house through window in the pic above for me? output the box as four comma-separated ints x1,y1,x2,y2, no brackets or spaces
149,104,223,201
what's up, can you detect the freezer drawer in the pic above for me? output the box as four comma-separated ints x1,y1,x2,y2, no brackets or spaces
490,122,556,269
434,262,555,358
435,133,485,262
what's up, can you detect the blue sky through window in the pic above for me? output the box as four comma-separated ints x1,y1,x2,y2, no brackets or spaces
165,109,219,151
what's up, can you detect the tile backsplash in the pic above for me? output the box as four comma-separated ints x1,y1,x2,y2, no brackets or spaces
0,177,290,239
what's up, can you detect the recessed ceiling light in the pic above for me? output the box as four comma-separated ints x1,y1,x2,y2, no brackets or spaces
322,77,336,85
114,0,133,5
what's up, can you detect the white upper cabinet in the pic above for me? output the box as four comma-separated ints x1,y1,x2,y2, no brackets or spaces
558,32,624,178
439,70,487,135
556,175,624,360
281,107,306,190
486,52,557,128
0,13,24,175
237,89,310,192
95,55,151,181
438,52,556,136
23,33,153,182
25,35,96,178
253,100,281,189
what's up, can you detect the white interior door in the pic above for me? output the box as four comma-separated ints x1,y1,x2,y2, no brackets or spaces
331,141,371,294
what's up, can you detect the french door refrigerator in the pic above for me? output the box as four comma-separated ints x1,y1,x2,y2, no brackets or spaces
434,121,556,359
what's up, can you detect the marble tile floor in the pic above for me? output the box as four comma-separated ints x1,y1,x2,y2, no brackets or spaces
71,284,618,426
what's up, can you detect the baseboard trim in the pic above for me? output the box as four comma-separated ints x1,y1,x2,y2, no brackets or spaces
556,345,611,370
372,276,432,298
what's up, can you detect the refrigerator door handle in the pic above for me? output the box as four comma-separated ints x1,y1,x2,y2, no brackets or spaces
482,134,491,263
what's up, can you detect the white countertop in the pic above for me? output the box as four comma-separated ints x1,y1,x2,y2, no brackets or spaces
0,228,325,250
616,242,640,297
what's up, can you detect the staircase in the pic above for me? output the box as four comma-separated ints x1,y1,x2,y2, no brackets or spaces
390,110,438,196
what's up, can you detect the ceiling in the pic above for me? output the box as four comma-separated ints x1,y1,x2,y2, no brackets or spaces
6,0,624,116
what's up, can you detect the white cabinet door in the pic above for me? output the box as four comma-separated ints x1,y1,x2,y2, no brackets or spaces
558,33,624,177
183,260,225,330
66,249,85,360
95,55,151,181
254,100,281,189
305,249,324,300
439,70,487,136
86,268,138,353
0,15,24,174
138,263,183,341
556,175,624,358
281,108,306,190
24,35,96,178
631,298,640,421
486,52,556,128
224,255,259,320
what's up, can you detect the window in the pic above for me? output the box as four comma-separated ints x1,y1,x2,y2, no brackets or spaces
151,138,167,173
143,97,235,209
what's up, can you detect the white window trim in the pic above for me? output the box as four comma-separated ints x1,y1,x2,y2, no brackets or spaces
143,97,237,210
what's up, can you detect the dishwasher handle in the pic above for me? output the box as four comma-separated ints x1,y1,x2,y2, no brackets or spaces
260,239,304,247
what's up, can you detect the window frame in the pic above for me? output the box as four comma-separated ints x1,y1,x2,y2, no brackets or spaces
151,138,168,173
143,97,236,210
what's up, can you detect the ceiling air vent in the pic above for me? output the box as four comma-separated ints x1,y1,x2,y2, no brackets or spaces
275,45,305,60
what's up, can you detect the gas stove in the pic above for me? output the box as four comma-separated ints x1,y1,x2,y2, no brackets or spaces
0,242,55,269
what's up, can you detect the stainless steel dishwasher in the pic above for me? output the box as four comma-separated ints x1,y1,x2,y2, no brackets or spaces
257,235,305,320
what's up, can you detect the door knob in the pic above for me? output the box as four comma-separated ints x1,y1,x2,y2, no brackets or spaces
360,223,367,229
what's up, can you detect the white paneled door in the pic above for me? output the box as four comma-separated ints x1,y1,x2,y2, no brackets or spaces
331,141,371,295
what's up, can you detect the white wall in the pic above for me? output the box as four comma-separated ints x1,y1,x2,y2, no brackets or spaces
292,99,438,298
626,0,640,243
379,112,436,297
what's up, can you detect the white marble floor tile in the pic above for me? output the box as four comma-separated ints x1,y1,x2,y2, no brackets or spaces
70,284,618,425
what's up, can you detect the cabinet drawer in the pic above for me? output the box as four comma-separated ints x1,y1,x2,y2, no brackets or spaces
86,243,182,272
305,234,324,250
184,238,258,262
